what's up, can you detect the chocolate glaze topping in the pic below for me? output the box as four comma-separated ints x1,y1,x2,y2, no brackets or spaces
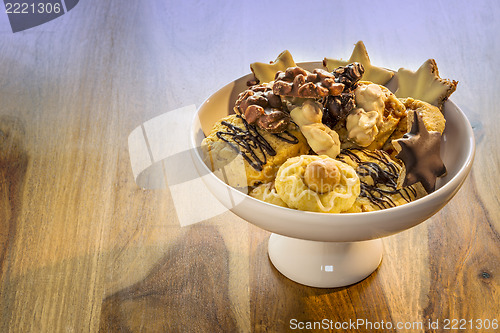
332,62,365,88
394,112,447,193
216,115,299,171
338,148,417,209
235,84,291,133
322,63,364,128
273,67,344,98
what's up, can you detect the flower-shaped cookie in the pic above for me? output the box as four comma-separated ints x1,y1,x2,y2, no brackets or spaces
275,155,360,213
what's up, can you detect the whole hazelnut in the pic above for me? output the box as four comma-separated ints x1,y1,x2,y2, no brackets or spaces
303,159,341,194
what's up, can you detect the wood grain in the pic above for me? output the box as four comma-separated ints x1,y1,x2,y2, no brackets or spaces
0,0,499,332
0,115,28,281
99,225,239,332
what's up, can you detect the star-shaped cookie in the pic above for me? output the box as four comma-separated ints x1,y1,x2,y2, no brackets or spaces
392,111,446,193
323,41,394,85
394,59,458,109
250,50,296,84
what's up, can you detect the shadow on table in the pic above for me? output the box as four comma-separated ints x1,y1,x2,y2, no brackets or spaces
98,225,239,332
0,115,29,278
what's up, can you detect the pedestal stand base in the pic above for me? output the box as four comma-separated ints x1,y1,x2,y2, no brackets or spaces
268,234,383,288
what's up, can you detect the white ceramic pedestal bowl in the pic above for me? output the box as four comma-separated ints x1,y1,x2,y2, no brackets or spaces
190,62,475,288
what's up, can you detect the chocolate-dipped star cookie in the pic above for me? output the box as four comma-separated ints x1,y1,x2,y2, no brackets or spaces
323,41,394,85
394,59,458,109
392,111,447,193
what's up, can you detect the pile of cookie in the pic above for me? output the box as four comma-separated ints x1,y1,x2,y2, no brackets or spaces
201,41,457,213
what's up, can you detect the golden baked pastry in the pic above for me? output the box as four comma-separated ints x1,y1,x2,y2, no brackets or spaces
337,148,427,212
201,114,309,188
381,116,407,158
274,155,360,213
402,97,446,134
249,182,288,208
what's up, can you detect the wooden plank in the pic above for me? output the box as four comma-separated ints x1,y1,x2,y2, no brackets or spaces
0,0,498,332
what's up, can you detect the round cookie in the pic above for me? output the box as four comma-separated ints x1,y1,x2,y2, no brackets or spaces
336,148,427,212
249,182,288,208
274,155,360,213
201,114,309,188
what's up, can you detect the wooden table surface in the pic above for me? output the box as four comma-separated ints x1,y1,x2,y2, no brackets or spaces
1,0,499,332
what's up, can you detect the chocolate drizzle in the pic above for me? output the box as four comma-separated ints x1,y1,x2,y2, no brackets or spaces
272,131,299,144
338,148,417,209
216,115,299,171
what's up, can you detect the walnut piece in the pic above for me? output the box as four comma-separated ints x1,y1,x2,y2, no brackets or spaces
234,84,290,133
273,67,344,98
